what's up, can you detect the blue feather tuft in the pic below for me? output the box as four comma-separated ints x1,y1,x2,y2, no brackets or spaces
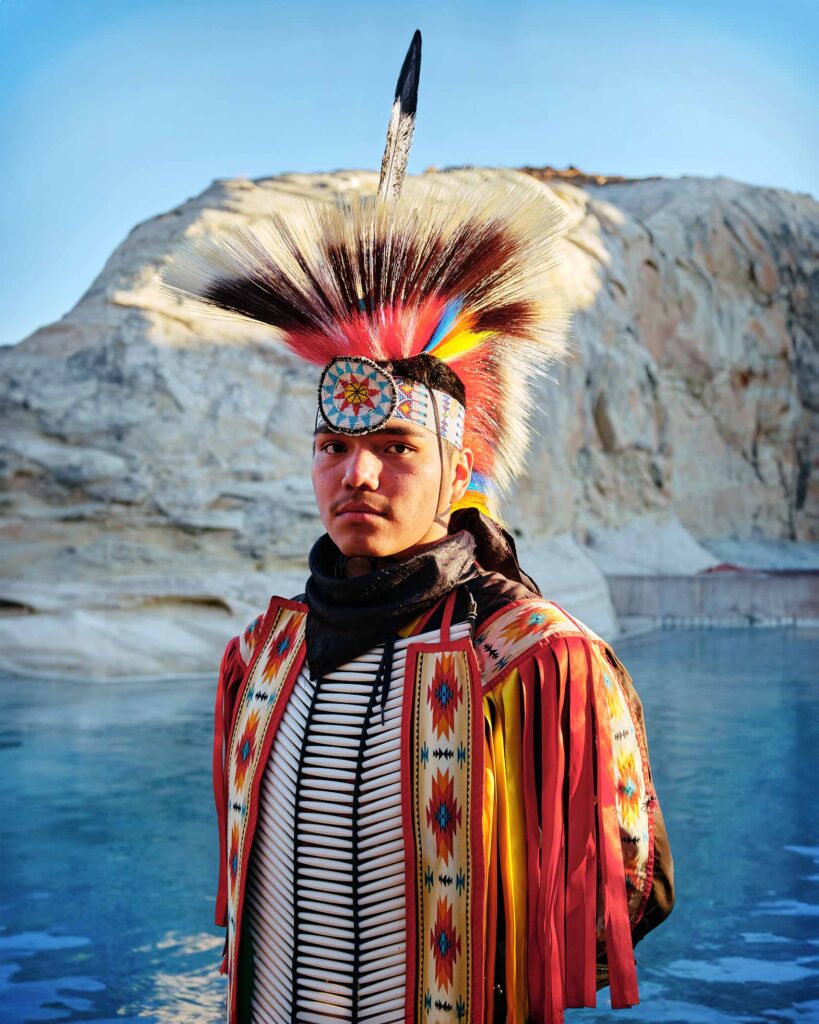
466,471,490,494
423,297,463,353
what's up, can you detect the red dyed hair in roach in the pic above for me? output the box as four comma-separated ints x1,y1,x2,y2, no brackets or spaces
163,172,569,516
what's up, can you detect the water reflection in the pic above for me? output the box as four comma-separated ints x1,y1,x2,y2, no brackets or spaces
0,963,106,1022
567,628,819,1023
0,674,226,1022
665,958,816,984
125,931,225,1022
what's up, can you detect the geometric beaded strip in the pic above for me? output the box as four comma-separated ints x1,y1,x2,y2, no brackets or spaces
225,605,306,1015
408,642,480,1022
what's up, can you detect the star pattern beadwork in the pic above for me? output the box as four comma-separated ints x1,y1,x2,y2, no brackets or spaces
335,373,380,414
233,709,261,791
426,769,462,863
430,897,461,991
427,655,463,740
228,821,240,894
262,618,301,683
319,356,396,435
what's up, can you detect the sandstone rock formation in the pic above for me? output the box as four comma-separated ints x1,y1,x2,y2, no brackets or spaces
1,168,816,676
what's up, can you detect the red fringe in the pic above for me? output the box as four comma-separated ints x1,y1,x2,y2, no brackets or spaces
519,659,543,1019
537,644,567,1024
520,637,638,1021
212,635,247,929
564,639,597,1007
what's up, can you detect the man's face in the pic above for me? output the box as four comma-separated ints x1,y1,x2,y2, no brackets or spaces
311,421,472,559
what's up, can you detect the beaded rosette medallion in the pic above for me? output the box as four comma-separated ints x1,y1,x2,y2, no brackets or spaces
318,355,465,446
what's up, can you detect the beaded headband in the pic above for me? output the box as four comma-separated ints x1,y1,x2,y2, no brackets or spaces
317,356,465,448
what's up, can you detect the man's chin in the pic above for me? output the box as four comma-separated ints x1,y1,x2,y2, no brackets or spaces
329,521,395,559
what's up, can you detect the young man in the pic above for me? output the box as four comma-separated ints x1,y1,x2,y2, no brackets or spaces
166,32,674,1024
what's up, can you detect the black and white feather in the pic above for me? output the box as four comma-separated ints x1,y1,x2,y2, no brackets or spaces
378,30,422,202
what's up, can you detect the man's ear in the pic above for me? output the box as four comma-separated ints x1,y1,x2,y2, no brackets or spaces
450,447,474,505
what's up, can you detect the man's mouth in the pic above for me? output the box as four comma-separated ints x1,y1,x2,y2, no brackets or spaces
335,502,388,519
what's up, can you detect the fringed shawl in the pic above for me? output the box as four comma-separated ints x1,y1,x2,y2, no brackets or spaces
211,595,658,1022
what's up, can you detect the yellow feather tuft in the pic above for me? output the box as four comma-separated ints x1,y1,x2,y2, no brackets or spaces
451,489,500,520
430,330,496,364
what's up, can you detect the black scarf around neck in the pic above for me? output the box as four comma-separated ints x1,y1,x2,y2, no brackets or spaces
304,530,477,678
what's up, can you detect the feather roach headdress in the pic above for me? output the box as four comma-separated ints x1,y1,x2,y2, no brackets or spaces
163,31,569,518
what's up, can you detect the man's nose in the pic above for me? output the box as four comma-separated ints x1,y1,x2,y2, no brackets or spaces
342,448,381,490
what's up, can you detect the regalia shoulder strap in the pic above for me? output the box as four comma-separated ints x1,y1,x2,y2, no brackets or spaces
473,597,598,691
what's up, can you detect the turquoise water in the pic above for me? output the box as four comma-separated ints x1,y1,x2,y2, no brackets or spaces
1,628,817,1023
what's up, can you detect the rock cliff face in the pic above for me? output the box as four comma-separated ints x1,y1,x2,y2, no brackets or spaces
518,170,818,543
1,168,816,676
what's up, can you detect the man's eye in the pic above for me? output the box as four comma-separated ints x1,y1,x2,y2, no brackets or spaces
321,441,346,454
386,443,413,455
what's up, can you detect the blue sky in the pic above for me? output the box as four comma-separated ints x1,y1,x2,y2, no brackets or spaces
1,0,816,347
